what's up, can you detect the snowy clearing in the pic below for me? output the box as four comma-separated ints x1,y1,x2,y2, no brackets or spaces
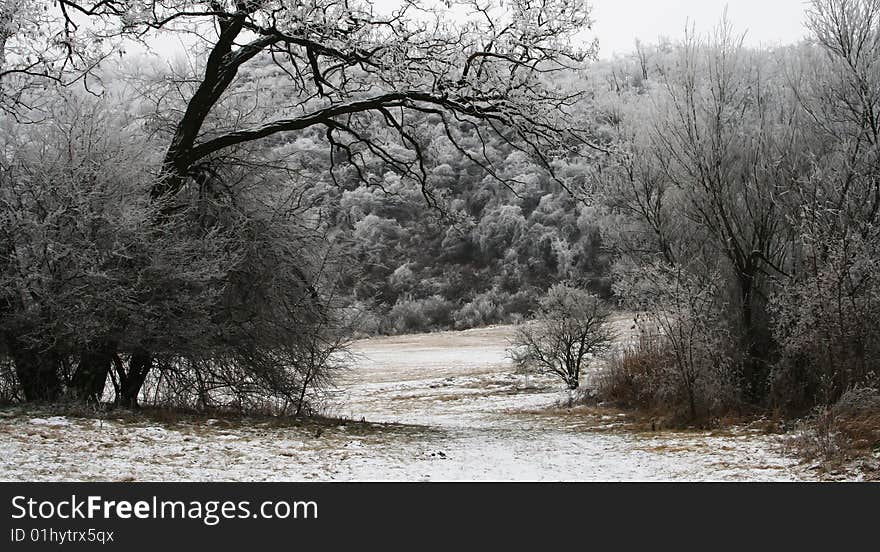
0,318,818,481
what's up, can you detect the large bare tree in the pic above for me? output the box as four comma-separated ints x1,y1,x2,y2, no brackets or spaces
34,0,595,202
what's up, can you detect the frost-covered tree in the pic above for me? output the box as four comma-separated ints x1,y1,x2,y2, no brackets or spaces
24,0,596,202
769,0,880,407
510,284,613,390
598,19,806,405
0,93,345,409
0,0,112,116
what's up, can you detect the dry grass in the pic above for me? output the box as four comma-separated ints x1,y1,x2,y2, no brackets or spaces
787,388,880,479
0,402,431,439
594,337,704,427
515,403,658,433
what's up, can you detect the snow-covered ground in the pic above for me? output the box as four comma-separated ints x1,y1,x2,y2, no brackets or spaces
0,319,814,481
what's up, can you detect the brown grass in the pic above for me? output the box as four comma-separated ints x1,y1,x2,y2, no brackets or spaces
787,388,880,479
0,402,432,438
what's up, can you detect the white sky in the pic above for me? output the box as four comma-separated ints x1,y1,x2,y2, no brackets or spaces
588,0,810,58
143,0,812,61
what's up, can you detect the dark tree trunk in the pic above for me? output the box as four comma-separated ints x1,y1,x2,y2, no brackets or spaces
7,336,62,402
686,379,697,421
116,350,152,408
737,268,771,405
70,346,114,403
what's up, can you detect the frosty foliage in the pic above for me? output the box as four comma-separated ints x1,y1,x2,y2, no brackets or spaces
0,93,346,412
509,284,613,390
594,1,880,418
605,264,739,421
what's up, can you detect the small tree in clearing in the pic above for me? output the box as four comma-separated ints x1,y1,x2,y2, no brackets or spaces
510,285,614,391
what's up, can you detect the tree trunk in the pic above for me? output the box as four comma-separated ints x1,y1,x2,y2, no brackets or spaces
294,363,313,418
70,347,113,403
116,350,152,408
737,269,770,404
686,378,697,421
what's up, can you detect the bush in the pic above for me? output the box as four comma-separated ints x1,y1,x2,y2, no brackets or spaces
509,284,614,390
606,266,742,423
498,289,538,319
453,292,504,329
450,288,539,330
385,295,457,334
596,322,740,424
339,300,383,338
596,330,672,409
0,95,349,414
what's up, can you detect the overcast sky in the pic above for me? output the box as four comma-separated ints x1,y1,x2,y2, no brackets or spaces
588,0,810,58
142,1,812,61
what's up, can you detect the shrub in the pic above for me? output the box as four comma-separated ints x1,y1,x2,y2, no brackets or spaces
453,292,504,329
596,330,673,409
509,284,614,390
339,300,383,338
499,290,538,319
385,295,456,334
606,265,742,423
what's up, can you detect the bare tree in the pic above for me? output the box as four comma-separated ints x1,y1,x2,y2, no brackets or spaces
600,18,805,403
510,284,613,390
769,0,880,406
34,0,596,202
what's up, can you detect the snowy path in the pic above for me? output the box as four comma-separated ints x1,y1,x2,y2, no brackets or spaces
0,320,813,481
326,322,811,481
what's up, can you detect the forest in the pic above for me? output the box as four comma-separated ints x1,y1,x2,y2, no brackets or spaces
1,0,879,473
